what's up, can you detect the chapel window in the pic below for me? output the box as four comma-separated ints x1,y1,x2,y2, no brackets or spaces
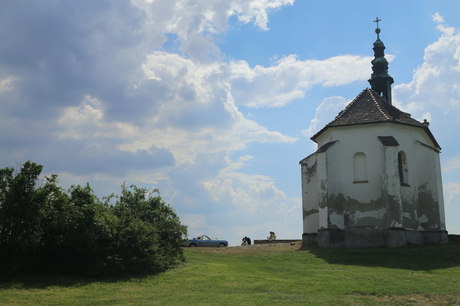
353,152,367,183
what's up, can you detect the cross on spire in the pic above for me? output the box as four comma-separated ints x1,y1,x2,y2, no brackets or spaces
369,17,393,104
374,17,381,39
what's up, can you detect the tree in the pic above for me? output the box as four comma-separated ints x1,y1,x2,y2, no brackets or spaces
39,179,110,274
0,162,188,277
108,184,188,274
0,162,46,276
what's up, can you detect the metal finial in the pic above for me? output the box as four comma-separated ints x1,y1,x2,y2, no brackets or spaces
374,17,381,39
369,17,393,104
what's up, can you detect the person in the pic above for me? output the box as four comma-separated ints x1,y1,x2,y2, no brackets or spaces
267,231,277,241
246,236,251,245
241,236,252,246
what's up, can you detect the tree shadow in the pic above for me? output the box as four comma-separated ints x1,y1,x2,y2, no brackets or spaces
297,242,460,271
0,270,164,290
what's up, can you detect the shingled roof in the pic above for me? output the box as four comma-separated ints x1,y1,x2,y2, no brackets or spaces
311,88,440,149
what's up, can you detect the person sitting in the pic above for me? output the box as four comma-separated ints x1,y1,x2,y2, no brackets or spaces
267,231,276,241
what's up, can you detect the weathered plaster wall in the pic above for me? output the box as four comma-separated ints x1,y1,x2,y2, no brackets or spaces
301,122,446,236
317,150,330,230
380,142,403,228
300,154,319,233
413,141,445,230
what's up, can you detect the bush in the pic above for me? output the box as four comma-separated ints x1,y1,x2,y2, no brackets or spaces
0,162,45,276
103,184,188,275
0,162,187,278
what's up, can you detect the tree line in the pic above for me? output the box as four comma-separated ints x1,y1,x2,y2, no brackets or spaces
0,161,188,278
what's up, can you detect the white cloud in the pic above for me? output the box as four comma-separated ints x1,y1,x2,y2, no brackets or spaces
230,55,371,108
202,155,299,217
132,0,294,35
432,12,444,24
197,155,302,245
433,12,456,37
58,96,140,141
302,96,349,139
181,214,206,229
204,173,285,213
393,14,460,117
116,51,298,163
131,0,294,62
443,155,460,173
230,0,295,31
0,77,15,92
444,182,460,203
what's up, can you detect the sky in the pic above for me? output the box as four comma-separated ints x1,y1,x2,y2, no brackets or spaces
1,0,460,246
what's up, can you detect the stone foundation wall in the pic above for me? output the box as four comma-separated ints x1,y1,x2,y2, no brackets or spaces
302,228,449,248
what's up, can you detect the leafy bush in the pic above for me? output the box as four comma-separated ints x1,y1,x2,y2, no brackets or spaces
0,161,187,278
0,162,45,276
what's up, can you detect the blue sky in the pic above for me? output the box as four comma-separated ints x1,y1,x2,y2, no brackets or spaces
1,0,460,246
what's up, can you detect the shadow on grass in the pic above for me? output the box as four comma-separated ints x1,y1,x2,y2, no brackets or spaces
298,242,460,271
0,269,167,290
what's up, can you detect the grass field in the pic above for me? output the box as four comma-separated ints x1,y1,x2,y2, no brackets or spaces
1,242,460,305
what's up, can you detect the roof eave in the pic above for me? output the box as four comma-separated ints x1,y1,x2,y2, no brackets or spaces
311,121,441,150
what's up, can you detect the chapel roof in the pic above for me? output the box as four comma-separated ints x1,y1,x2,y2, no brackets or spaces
310,19,440,150
311,88,441,149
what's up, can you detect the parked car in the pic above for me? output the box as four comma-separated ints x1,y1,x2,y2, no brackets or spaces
183,235,228,247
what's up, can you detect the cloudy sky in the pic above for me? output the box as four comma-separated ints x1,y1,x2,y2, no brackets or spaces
1,0,460,246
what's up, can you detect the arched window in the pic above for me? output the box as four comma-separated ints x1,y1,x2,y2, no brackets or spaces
398,151,409,186
353,152,367,183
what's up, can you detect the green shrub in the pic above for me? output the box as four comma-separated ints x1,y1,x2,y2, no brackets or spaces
108,184,187,275
0,162,187,278
0,162,45,276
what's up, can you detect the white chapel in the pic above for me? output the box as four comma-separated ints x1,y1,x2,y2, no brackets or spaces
300,20,448,248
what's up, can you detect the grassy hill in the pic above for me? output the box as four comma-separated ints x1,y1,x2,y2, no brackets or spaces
1,242,460,305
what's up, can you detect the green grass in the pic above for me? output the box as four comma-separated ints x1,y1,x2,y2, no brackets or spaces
1,242,460,305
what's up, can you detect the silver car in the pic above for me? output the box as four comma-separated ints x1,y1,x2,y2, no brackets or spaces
184,235,228,247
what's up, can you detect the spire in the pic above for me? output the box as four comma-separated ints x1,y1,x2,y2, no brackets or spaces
368,18,394,104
